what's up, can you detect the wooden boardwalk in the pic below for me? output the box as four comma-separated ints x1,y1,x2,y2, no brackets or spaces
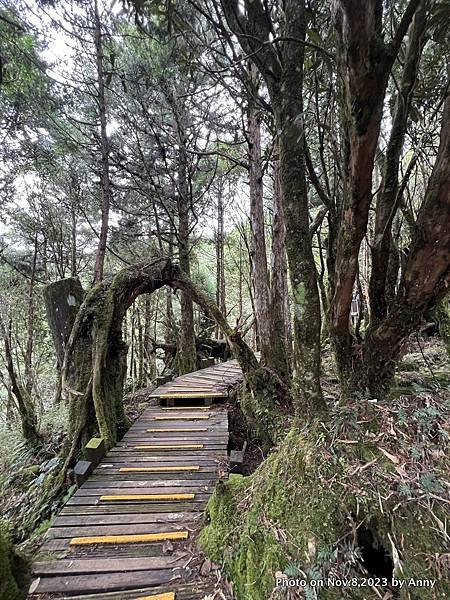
150,360,243,404
28,361,242,599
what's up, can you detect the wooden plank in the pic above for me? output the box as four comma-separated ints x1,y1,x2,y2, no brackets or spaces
121,436,226,443
60,501,207,512
33,556,186,575
135,594,175,600
119,466,200,473
153,415,210,420
82,479,213,489
101,454,227,462
99,493,196,502
150,392,225,398
62,582,209,600
146,428,207,433
70,530,189,545
133,444,204,450
39,539,169,554
160,406,210,410
48,523,195,538
29,569,180,594
53,513,197,526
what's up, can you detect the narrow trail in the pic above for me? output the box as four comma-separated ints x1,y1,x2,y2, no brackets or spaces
29,361,244,599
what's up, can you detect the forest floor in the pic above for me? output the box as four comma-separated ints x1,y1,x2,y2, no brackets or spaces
0,337,449,599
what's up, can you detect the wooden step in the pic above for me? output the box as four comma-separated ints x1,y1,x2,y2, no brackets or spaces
133,444,204,450
146,428,207,433
70,531,188,545
119,466,200,473
135,594,175,600
154,415,210,420
160,406,211,410
33,556,186,575
100,493,195,502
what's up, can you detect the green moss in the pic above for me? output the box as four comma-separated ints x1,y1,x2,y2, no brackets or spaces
436,296,450,360
200,429,450,600
239,367,288,448
0,523,28,600
85,437,103,449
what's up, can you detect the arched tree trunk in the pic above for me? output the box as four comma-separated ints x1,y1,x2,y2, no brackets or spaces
59,257,285,469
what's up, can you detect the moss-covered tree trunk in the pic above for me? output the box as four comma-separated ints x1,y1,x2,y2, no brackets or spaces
436,295,450,359
220,0,324,415
56,256,288,465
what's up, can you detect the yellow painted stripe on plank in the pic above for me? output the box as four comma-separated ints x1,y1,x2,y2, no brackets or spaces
119,466,200,473
147,428,207,432
134,444,204,450
70,531,188,546
154,415,210,420
100,493,195,501
134,593,175,600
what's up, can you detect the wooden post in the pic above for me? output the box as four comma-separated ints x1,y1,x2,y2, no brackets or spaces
74,460,93,487
84,437,106,468
229,442,247,474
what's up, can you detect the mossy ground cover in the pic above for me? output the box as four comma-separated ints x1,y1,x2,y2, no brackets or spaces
0,523,28,600
201,380,450,600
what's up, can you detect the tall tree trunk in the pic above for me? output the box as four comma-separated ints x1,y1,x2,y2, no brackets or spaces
176,138,197,375
247,66,271,363
24,234,38,395
0,315,40,445
361,73,450,394
215,183,226,339
269,156,290,379
331,0,421,380
368,2,428,325
272,2,322,409
221,0,324,413
93,0,111,283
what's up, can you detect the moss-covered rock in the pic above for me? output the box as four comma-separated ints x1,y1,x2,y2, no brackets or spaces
200,427,450,600
0,523,28,600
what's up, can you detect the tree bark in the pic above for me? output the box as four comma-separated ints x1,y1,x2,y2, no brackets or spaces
174,94,197,375
43,277,85,370
215,182,227,340
368,1,428,325
221,0,324,413
269,155,290,379
93,0,111,283
247,65,271,364
0,315,40,445
361,77,450,394
331,0,421,378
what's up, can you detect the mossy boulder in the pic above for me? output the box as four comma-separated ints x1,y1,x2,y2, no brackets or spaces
0,523,28,600
200,428,450,600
